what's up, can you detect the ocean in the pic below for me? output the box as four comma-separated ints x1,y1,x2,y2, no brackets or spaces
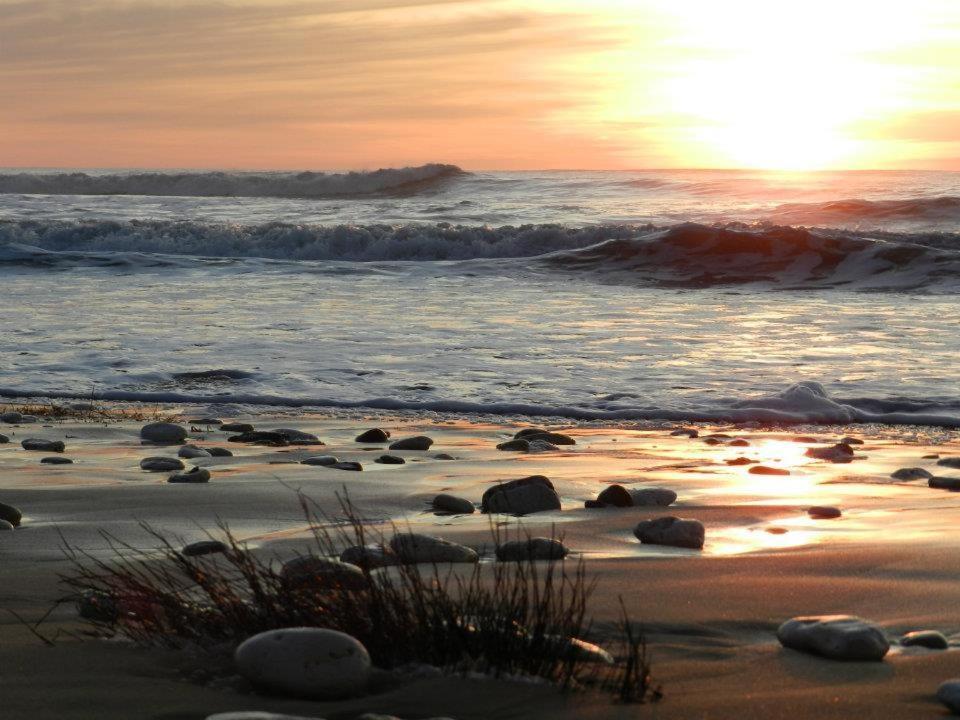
0,165,958,426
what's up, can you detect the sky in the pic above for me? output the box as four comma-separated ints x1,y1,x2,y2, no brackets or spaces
2,0,959,171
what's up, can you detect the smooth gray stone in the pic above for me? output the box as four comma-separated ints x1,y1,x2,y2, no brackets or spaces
139,422,187,444
749,465,790,476
21,438,64,452
596,484,632,507
496,438,529,452
388,436,433,451
431,494,475,514
168,467,211,483
340,544,399,569
140,457,185,472
207,447,233,457
938,680,960,713
0,519,14,531
390,533,478,564
0,434,8,443
330,461,363,471
234,628,370,699
808,506,842,519
901,630,949,649
182,540,228,557
634,516,704,549
938,457,960,469
630,488,678,507
355,428,390,443
280,556,367,591
891,467,933,481
178,444,212,459
220,422,254,433
0,502,22,527
521,431,575,446
272,428,323,445
433,453,455,460
41,456,73,464
929,476,960,491
302,455,339,466
514,427,548,439
374,454,405,465
481,475,561,516
496,537,568,562
777,615,889,661
527,439,560,453
670,428,698,438
805,443,854,462
0,412,22,423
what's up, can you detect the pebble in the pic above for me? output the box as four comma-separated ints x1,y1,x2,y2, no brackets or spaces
808,506,842,519
168,467,211,484
777,615,889,661
375,454,405,465
929,477,960,491
749,465,790,476
302,455,339,466
481,475,561,516
0,502,21,526
901,630,949,649
938,457,960,469
234,627,371,699
178,444,212,459
388,436,433,451
891,467,933,481
355,428,390,443
139,422,188,444
938,680,960,714
280,556,368,591
140,457,185,472
183,540,228,557
340,543,399,569
41,456,73,464
496,537,568,562
634,516,705,549
330,461,363,471
21,438,65,452
431,494,475,514
272,428,324,445
390,533,478,564
220,422,254,433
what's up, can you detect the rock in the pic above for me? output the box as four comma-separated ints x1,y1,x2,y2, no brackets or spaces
596,484,632,507
929,476,960,491
178,444,212,459
355,428,390,443
140,457,185,472
630,488,678,507
891,467,933,481
21,438,64,452
938,680,960,714
805,443,854,462
434,453,455,460
188,418,222,425
521,431,575,446
339,544,398,569
634,516,705,549
670,428,698,438
388,436,433,451
431,494,475,514
923,454,940,459
938,457,960,469
0,502,23,527
280,557,368,591
497,439,530,452
792,436,819,443
390,533,478,564
0,519,14,531
726,457,756,466
375,454,405,465
168,467,211,484
19,415,37,423
0,411,22,423
749,465,790,476
330,461,363,471
496,537,568,562
234,627,371,699
703,437,722,446
140,422,187,444
221,422,254,433
272,429,323,445
76,589,118,622
528,439,560,453
356,715,457,720
729,438,750,447
41,456,73,464
301,455,339,466
778,616,889,661
808,506,842,519
229,431,288,446
583,500,605,509
207,447,233,457
705,433,732,440
840,436,864,445
481,475,561,516
183,540,228,557
901,630,948,649
0,434,7,443
514,427,548,439
206,714,329,720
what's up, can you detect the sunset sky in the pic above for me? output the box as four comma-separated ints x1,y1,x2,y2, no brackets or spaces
3,0,959,171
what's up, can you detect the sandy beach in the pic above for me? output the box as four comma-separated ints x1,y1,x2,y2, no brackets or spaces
3,405,960,718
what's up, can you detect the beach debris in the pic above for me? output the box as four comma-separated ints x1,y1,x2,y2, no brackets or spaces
339,543,399,569
430,494,475,514
228,431,289,446
168,467,211,483
301,455,339,466
804,443,854,462
901,630,949,649
389,533,478,564
496,537,568,562
807,506,842,519
777,615,889,661
280,556,368,592
139,422,187,444
749,465,790,476
140,456,185,472
670,428,698,438
938,457,960,469
207,447,233,457
938,680,960,714
929,477,960,491
891,467,933,481
40,456,73,464
389,435,434,451
21,438,65,452
234,627,371,699
272,428,324,445
634,516,705,549
481,475,561,516
330,461,363,471
374,454,405,465
182,540,228,557
178,444,212,459
221,422,254,433
355,428,390,443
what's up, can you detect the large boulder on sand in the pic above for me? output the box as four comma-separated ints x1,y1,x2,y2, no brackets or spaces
388,436,433,451
280,556,367,591
140,422,187,444
234,627,371,699
389,533,478,564
481,475,561,516
496,537,568,562
777,615,889,661
634,516,704,549
140,457,186,472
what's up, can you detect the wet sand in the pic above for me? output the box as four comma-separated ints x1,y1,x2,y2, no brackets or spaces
2,409,960,719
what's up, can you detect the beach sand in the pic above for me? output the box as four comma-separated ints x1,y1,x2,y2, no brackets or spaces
2,408,960,719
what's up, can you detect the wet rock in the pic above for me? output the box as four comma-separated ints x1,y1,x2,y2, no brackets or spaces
514,427,549,439
749,465,790,476
670,428,699,438
140,457,185,472
496,537,568,562
280,557,368,591
596,484,632,507
583,500,605,509
228,431,288,446
207,447,233,457
497,439,530,452
634,516,705,549
221,422,254,433
840,437,864,445
528,439,560,453
631,488,678,507
41,456,73,464
929,476,960,491
808,506,842,519
703,438,722,446
777,615,889,661
272,429,324,445
729,438,750,447
388,436,433,451
21,438,65,452
330,461,363,471
178,444,212,459
0,411,22,423
302,455,339,466
0,434,8,443
0,519,14,531
375,454,405,465
891,467,933,481
938,680,960,714
0,502,22,527
168,467,211,484
481,475,561,516
521,431,575,446
726,457,756,466
705,433,732,440
923,454,940,459
340,544,399,569
234,627,371,699
76,589,118,622
140,422,187,444
431,494,475,514
938,457,960,469
901,630,948,649
434,453,455,460
390,533,478,564
355,428,390,443
792,436,819,444
183,540,228,557
805,443,854,462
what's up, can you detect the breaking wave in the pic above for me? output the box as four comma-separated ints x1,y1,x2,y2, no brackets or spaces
766,195,960,227
0,163,464,199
